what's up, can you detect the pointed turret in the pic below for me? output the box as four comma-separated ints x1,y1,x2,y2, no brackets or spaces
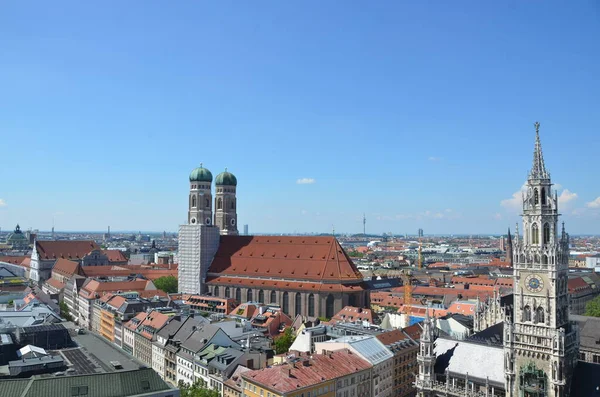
506,227,513,265
529,121,550,180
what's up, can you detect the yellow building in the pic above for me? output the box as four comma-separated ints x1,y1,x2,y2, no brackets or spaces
242,350,372,397
99,309,115,342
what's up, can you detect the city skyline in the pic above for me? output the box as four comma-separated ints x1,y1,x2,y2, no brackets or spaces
1,2,599,234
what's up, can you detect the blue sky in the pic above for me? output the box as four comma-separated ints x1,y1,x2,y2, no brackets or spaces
1,1,599,235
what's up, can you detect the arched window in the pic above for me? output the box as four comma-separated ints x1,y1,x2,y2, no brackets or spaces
192,196,197,208
523,305,531,322
349,294,357,307
536,307,545,324
534,189,539,205
217,198,222,210
213,286,219,297
235,288,241,302
282,292,289,314
258,290,264,303
308,294,315,317
205,199,209,208
542,254,548,265
543,223,550,245
247,289,253,302
326,294,335,319
225,287,230,298
532,224,539,245
295,293,302,317
270,290,277,304
541,187,547,205
231,200,235,210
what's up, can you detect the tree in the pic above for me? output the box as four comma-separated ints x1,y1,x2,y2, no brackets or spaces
153,275,178,293
585,295,600,317
178,380,220,397
274,327,296,354
348,251,365,258
59,301,74,322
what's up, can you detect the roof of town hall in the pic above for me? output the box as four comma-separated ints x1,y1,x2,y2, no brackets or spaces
35,240,100,260
242,350,371,394
206,236,366,290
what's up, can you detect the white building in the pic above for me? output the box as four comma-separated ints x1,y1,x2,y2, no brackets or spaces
315,335,394,397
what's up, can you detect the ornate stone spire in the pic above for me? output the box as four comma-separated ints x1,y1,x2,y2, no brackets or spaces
529,121,550,180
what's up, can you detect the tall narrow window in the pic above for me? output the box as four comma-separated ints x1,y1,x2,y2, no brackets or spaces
295,293,302,317
543,223,550,245
536,307,545,324
541,187,547,205
192,196,197,208
217,198,223,210
213,286,219,297
231,200,235,210
534,189,539,205
282,292,289,314
532,224,539,245
205,199,209,208
235,288,241,302
258,290,264,303
270,290,277,304
247,289,253,302
308,294,315,317
225,287,230,298
523,305,531,322
326,294,335,319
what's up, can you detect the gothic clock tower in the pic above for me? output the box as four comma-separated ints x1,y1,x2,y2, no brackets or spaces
504,122,578,397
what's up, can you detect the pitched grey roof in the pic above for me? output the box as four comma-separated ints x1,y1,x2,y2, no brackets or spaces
0,368,175,397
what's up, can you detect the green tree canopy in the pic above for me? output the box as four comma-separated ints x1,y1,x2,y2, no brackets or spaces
274,327,296,354
584,295,600,317
153,275,178,294
178,380,219,397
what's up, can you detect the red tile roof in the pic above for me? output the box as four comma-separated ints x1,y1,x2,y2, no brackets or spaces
208,236,364,283
36,240,99,260
0,256,29,265
52,258,82,278
331,306,375,324
568,277,591,293
102,250,128,263
242,350,371,394
79,279,152,299
45,278,65,291
376,329,408,345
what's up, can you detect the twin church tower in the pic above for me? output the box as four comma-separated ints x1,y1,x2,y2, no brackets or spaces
187,165,238,235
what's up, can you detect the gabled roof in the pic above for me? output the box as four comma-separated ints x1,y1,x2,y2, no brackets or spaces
243,350,371,394
207,236,364,283
102,250,128,263
375,329,408,346
35,240,99,260
52,258,83,277
45,278,65,291
331,306,375,324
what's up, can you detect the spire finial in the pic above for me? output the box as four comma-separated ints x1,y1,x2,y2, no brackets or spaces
200,162,203,168
225,167,228,172
530,121,549,180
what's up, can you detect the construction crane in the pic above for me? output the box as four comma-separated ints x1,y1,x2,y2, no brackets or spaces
400,269,413,315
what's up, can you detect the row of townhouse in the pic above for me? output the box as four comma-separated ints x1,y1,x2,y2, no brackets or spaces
151,315,270,393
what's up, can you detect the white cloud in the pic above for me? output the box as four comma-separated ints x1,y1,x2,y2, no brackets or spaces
428,156,441,162
558,189,578,210
493,213,502,220
500,183,527,212
0,199,6,207
296,178,316,185
586,197,600,209
300,209,308,215
384,209,460,221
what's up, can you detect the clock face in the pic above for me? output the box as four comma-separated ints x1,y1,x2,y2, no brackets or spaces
190,217,197,224
205,218,211,225
525,274,544,293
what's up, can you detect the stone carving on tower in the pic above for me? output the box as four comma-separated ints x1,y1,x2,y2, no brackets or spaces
416,309,437,395
188,164,213,225
214,169,238,235
503,122,578,397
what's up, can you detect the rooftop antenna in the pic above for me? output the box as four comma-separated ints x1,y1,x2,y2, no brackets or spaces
332,225,335,237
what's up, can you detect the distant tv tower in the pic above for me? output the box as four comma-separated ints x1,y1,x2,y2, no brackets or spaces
51,218,55,239
363,213,366,236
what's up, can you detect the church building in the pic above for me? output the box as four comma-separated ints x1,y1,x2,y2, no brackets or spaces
177,165,368,319
416,123,580,397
